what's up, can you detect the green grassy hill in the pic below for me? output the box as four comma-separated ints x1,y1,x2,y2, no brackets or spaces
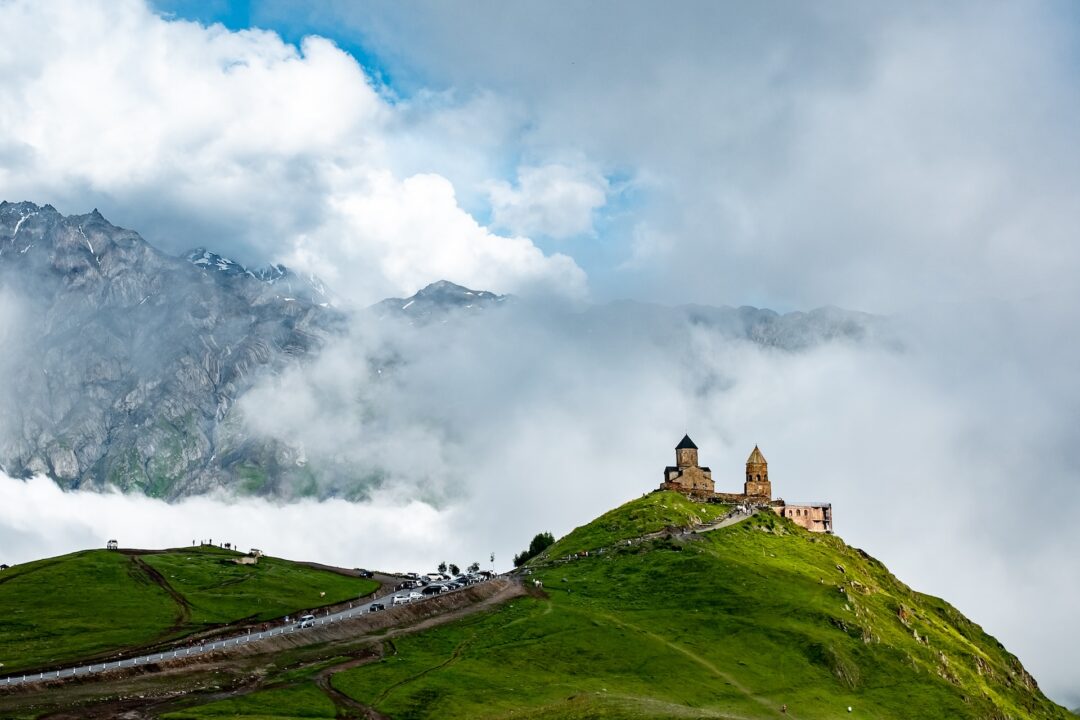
168,492,1069,719
0,545,378,673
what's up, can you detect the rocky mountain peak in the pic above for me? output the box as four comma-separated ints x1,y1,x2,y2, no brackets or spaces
372,280,508,323
0,202,339,497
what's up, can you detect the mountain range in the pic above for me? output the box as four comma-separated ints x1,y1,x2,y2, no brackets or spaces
0,202,888,499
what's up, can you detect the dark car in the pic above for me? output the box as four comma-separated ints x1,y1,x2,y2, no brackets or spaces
355,569,375,578
368,602,385,612
422,584,445,595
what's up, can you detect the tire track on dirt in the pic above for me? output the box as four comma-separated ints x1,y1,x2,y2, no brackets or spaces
127,554,192,631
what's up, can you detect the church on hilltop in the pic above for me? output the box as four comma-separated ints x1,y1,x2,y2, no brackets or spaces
659,434,833,533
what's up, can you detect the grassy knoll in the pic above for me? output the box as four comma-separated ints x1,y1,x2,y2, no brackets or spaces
322,492,1069,719
141,547,377,625
0,550,179,673
0,546,377,674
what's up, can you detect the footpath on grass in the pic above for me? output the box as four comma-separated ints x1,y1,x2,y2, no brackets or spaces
526,504,759,572
0,577,515,692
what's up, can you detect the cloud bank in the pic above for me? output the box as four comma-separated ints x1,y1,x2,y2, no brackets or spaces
0,0,584,304
315,1,1080,311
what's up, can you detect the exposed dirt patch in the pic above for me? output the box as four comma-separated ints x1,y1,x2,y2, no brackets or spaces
313,649,388,719
129,555,192,630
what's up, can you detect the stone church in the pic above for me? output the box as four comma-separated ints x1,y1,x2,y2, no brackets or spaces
659,435,833,533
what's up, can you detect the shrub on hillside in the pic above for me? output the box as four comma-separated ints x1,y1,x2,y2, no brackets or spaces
513,532,555,567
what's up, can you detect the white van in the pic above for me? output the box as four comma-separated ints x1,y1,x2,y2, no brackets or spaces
298,614,316,628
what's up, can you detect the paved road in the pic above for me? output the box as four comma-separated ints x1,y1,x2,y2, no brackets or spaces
0,578,489,689
1,509,752,689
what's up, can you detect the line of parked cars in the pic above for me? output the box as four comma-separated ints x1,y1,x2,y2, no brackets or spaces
385,570,495,607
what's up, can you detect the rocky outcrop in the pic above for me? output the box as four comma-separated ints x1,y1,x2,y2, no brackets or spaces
0,201,337,498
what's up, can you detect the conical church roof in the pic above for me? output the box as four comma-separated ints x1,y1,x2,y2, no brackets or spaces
676,434,698,450
747,445,767,465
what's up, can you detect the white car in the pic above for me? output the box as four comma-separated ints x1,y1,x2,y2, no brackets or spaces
408,591,423,602
392,594,410,605
297,614,316,629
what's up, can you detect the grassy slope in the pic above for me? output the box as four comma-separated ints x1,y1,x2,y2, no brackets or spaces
41,492,1073,720
0,546,378,673
323,492,1069,719
164,685,339,720
140,547,377,625
543,490,730,558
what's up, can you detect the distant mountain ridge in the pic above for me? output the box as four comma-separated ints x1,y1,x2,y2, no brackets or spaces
0,201,338,497
0,202,889,499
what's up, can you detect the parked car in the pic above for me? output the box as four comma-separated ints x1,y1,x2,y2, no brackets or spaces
368,602,385,612
298,614,316,629
422,584,444,595
408,591,423,602
392,594,410,605
355,568,375,578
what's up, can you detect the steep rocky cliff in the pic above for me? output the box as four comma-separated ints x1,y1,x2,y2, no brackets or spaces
0,201,336,497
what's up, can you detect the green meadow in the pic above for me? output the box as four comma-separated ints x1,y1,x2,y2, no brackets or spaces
0,545,377,673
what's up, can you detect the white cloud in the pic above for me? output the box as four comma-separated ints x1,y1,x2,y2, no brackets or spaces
285,169,587,302
488,162,609,239
0,473,468,573
0,0,584,304
329,2,1080,312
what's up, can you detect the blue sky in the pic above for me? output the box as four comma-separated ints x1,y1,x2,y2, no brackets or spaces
153,1,405,94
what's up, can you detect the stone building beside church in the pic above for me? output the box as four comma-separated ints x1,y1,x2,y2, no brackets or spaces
659,435,833,533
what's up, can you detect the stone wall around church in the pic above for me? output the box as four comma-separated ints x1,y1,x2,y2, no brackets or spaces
773,504,832,533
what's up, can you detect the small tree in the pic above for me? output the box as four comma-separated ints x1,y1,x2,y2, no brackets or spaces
468,561,480,573
449,563,460,576
437,561,447,574
513,531,555,567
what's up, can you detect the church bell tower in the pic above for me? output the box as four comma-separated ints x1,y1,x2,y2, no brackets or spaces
675,434,699,468
744,445,771,499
